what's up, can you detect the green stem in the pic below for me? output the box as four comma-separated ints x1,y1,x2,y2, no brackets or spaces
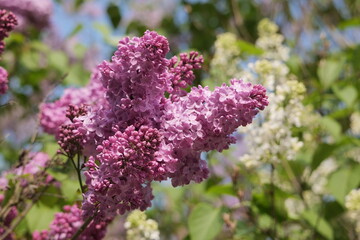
77,155,84,193
280,157,309,209
311,203,324,239
70,156,84,193
270,163,277,239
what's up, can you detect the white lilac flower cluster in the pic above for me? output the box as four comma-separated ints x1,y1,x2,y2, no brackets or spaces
304,158,338,195
125,210,160,240
255,18,290,61
238,19,314,168
350,112,360,136
345,112,360,163
209,32,242,85
345,189,360,234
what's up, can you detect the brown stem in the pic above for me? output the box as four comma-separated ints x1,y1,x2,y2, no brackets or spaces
280,158,310,209
0,187,47,240
70,212,96,240
270,163,277,239
228,0,251,40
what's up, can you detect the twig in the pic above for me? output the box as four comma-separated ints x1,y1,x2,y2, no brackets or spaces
280,157,309,209
228,0,251,40
311,202,324,239
270,163,277,239
231,167,269,236
70,212,96,240
0,187,47,240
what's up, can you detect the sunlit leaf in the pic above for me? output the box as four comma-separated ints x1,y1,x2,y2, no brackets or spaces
26,202,60,232
320,117,341,140
206,184,236,196
318,58,345,89
332,85,358,107
188,203,222,240
236,40,264,55
303,210,333,239
338,18,360,29
67,24,83,38
327,165,360,205
48,51,69,74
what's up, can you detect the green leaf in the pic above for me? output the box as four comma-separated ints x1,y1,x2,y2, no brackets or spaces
1,178,15,207
317,58,345,89
235,221,255,238
31,41,50,52
302,210,333,239
6,32,25,44
67,24,83,38
107,3,122,28
188,203,222,240
74,0,85,9
257,214,272,229
320,117,341,140
25,202,60,232
39,185,61,207
14,217,28,237
311,143,337,170
332,85,358,107
206,184,236,196
61,178,82,202
94,22,111,38
338,18,360,30
327,165,360,205
236,40,264,55
93,23,119,46
21,52,40,70
48,51,69,74
251,185,289,221
64,63,90,86
43,141,59,156
73,43,87,59
48,170,68,181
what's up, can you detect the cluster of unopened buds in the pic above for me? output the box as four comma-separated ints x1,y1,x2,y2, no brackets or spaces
38,30,269,238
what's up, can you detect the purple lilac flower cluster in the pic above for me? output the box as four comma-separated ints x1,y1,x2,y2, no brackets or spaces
0,0,52,30
0,9,17,54
0,9,16,94
0,152,50,190
40,31,268,224
58,104,89,157
40,69,106,137
32,204,108,240
0,66,8,94
168,51,203,101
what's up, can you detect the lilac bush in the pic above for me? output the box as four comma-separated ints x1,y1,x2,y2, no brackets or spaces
1,1,360,239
